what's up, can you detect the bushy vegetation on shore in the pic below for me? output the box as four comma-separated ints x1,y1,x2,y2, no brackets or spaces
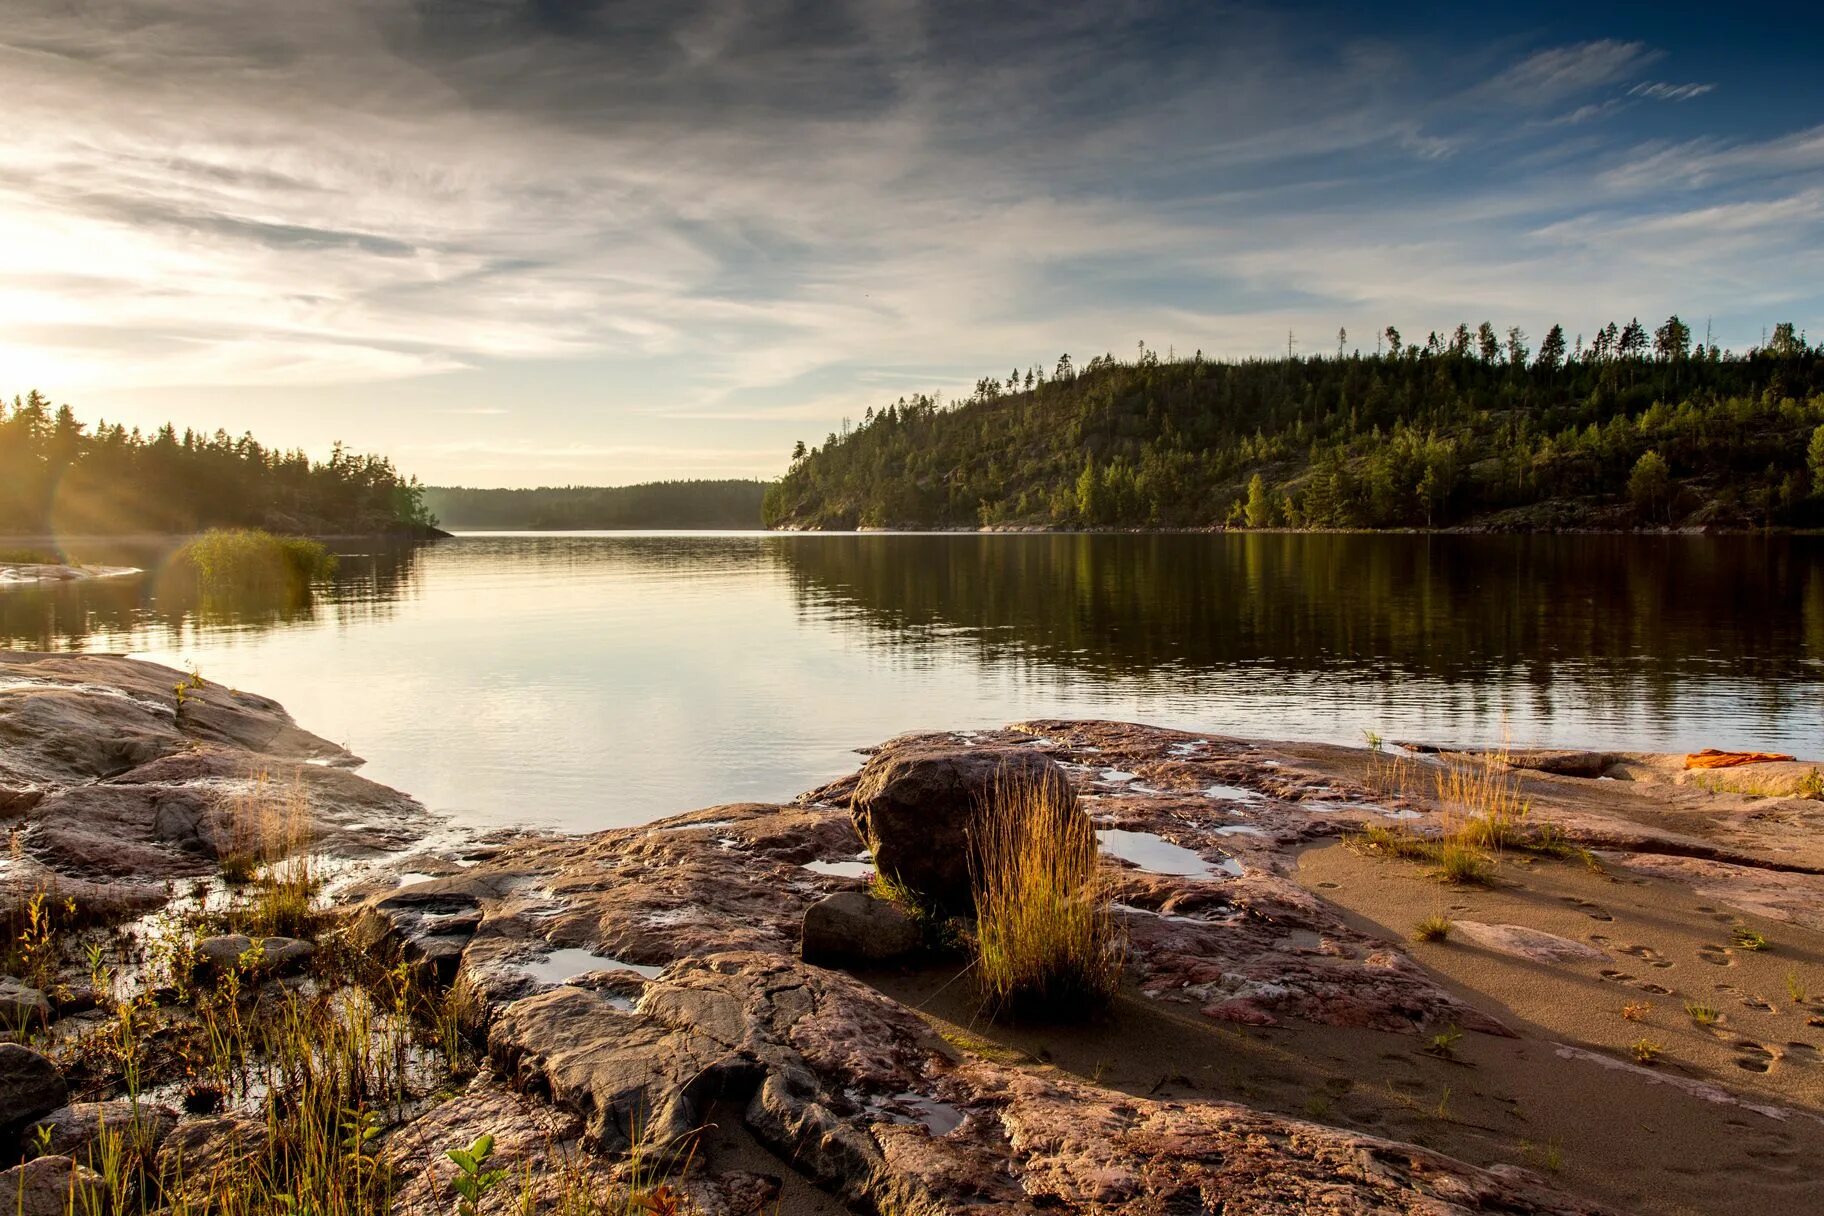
764,320,1824,531
423,479,766,530
176,530,338,591
0,392,436,537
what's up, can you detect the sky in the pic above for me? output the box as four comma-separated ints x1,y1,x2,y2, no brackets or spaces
3,1,1822,488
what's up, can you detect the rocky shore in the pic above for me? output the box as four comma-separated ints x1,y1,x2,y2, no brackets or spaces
5,654,1824,1214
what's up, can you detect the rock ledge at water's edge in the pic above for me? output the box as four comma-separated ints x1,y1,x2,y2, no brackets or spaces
14,655,1824,1213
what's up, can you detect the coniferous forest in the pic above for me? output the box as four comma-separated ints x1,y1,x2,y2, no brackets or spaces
0,391,437,537
764,319,1824,532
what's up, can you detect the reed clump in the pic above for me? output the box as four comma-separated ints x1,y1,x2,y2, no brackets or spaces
177,529,336,591
968,769,1123,1020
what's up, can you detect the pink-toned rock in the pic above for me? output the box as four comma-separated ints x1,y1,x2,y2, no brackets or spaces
1452,921,1609,964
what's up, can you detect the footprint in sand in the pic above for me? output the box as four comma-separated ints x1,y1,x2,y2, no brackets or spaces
1560,896,1613,921
1696,905,1717,914
1314,881,1341,889
1742,995,1777,1013
1733,1040,1776,1073
1639,981,1673,995
1783,1042,1819,1065
1599,969,1635,985
1619,944,1675,969
1697,944,1736,967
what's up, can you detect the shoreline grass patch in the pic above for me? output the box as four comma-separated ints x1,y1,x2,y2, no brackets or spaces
176,528,337,592
969,769,1123,1020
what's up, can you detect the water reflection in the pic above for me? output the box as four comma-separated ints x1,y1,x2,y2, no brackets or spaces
0,539,424,651
3,532,1818,832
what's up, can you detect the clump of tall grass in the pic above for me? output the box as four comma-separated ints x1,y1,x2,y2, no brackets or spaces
177,529,336,591
968,770,1123,1019
215,772,321,939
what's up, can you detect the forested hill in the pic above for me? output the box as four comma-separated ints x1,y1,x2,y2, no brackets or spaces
0,391,436,537
423,480,767,529
763,320,1824,532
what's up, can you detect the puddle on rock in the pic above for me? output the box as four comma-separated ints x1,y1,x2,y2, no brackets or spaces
802,855,874,878
1097,829,1240,878
1214,824,1268,837
518,947,665,985
1203,784,1264,804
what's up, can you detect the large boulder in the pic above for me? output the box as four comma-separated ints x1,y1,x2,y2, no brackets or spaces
0,1045,68,1138
850,743,1077,910
801,892,921,965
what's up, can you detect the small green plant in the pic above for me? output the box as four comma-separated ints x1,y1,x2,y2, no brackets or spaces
1684,1001,1720,1026
1362,729,1384,752
449,1134,509,1216
1412,914,1452,942
1434,840,1494,886
1423,1024,1463,1058
1785,970,1808,1004
1352,824,1436,862
1732,926,1769,952
1629,1038,1663,1065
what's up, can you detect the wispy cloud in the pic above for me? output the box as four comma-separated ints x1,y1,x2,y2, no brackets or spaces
1629,81,1717,102
1,3,1819,485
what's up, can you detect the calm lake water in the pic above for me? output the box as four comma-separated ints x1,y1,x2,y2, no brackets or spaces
4,532,1821,833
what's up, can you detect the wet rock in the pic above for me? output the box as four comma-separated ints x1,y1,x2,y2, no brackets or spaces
194,934,316,978
802,892,921,965
852,740,1076,909
0,1044,68,1137
0,1156,105,1216
353,883,485,987
27,1099,179,1159
0,976,51,1028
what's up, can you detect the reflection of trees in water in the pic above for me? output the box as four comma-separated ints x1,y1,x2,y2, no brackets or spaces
773,533,1824,716
0,540,426,650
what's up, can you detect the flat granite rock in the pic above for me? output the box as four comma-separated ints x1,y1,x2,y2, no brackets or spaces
1452,921,1610,964
0,652,428,904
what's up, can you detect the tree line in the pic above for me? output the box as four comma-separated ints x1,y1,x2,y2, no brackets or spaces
763,319,1824,531
422,481,768,530
0,391,437,537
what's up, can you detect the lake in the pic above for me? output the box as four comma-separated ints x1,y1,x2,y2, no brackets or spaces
4,532,1820,833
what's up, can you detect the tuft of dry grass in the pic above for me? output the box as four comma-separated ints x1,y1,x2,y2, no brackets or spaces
1411,914,1452,942
1620,1001,1651,1022
968,769,1124,1020
1629,1038,1664,1065
216,771,321,939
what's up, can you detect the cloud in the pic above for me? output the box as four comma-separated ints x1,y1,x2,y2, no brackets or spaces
1,3,1819,484
1629,81,1717,102
1488,40,1661,101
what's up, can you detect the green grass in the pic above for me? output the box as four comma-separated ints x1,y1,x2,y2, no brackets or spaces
1732,926,1769,952
969,769,1123,1020
1629,1038,1664,1065
1684,1000,1720,1026
176,529,337,590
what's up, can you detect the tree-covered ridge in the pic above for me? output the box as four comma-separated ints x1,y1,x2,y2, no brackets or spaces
0,391,435,537
763,320,1824,531
423,480,767,530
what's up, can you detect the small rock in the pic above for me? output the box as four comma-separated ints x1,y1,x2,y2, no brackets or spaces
29,1099,179,1159
194,934,315,978
1452,921,1609,965
0,1156,105,1216
0,1044,68,1137
802,892,922,965
0,976,52,1028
